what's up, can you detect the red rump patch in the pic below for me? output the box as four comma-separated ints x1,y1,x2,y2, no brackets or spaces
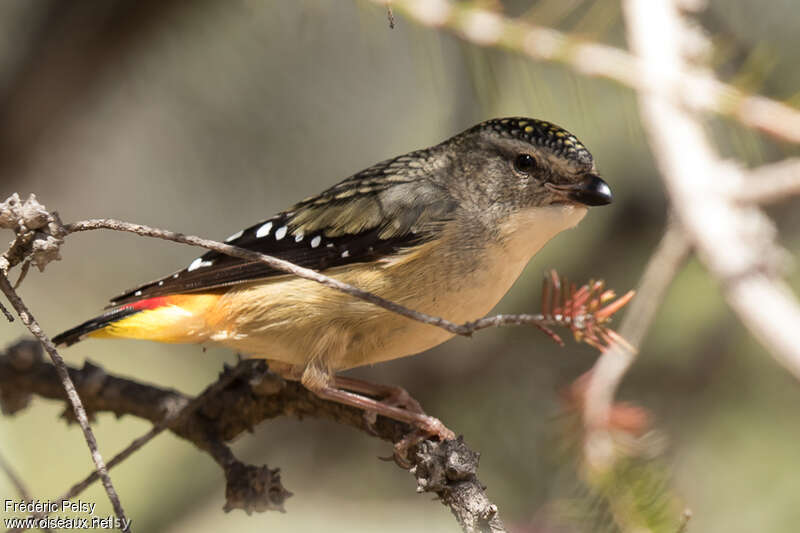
130,296,169,311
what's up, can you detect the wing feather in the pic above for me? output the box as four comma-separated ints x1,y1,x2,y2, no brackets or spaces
110,153,455,306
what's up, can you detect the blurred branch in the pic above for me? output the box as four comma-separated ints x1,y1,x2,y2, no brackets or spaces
623,0,800,382
0,449,53,533
734,158,800,205
0,450,31,500
40,359,263,523
0,340,506,533
0,275,129,532
368,0,800,144
583,222,691,467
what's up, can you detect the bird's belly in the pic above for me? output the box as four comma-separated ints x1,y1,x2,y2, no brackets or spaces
339,251,530,368
207,250,520,371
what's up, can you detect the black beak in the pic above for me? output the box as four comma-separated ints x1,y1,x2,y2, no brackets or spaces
547,174,613,206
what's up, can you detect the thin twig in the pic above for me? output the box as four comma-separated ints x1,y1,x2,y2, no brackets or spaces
0,449,32,500
12,360,254,529
582,223,691,467
0,273,130,532
0,300,12,322
13,260,31,289
0,450,53,533
386,2,395,29
367,0,800,144
677,508,692,533
734,158,800,205
65,219,611,340
623,0,800,382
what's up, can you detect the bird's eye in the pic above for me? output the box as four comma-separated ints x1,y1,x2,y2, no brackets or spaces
514,154,537,174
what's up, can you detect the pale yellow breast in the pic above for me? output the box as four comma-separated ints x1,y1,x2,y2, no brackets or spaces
206,204,587,372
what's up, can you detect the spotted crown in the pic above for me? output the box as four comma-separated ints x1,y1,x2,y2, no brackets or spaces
476,117,593,166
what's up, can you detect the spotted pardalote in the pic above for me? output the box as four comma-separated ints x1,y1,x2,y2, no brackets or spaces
53,117,612,441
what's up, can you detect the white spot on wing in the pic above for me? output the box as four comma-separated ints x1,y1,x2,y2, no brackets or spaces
294,232,304,242
188,257,204,271
225,229,244,242
341,250,350,258
275,226,287,240
310,236,321,248
188,258,214,272
256,222,273,238
173,273,179,278
158,281,164,286
134,290,142,296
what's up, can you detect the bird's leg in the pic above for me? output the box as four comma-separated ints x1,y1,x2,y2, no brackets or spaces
301,364,454,465
333,376,424,414
313,385,453,440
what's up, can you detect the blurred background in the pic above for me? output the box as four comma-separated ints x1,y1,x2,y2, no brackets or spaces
0,1,798,531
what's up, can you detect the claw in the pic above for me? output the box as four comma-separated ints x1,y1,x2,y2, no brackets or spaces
392,416,455,468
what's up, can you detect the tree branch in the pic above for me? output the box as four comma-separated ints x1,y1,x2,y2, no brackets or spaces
623,0,800,383
367,0,800,144
0,339,506,533
582,222,690,468
734,158,800,205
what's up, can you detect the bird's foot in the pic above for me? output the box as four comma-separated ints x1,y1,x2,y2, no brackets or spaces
391,416,456,468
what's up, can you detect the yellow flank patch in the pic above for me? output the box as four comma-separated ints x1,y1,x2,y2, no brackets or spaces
88,294,221,343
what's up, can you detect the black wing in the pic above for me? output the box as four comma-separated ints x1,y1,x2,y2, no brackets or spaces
110,151,454,306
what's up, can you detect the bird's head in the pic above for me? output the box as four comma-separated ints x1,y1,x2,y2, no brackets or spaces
438,117,612,216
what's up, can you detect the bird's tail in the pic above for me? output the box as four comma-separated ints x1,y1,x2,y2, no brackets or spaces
52,294,221,347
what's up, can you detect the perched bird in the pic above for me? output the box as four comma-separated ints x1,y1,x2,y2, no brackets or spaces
53,117,612,441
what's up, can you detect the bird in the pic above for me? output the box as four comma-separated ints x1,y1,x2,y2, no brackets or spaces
53,117,612,443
